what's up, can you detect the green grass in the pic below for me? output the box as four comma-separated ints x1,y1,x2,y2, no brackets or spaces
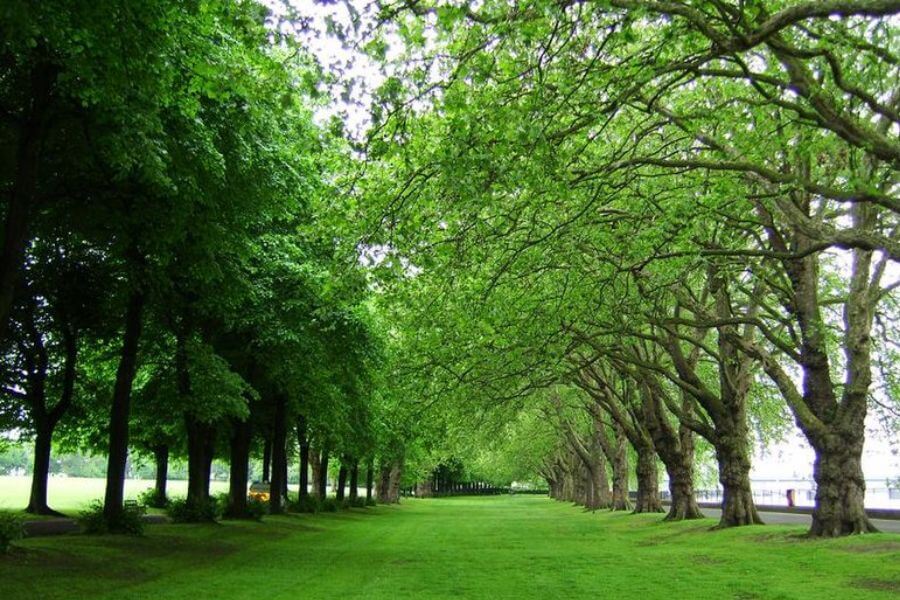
1,495,898,599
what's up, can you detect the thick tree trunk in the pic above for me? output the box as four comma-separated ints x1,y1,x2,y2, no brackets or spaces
153,444,168,506
415,480,432,498
185,416,213,505
809,435,876,536
633,445,663,513
26,426,55,515
716,435,763,527
269,395,287,514
226,419,252,518
387,458,403,504
297,417,309,500
610,425,631,511
349,461,359,501
336,463,348,501
103,289,144,524
664,453,704,521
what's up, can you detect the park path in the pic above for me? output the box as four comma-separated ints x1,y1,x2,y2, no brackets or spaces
699,506,900,533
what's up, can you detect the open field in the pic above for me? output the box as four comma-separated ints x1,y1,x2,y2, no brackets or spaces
2,495,899,599
0,475,231,515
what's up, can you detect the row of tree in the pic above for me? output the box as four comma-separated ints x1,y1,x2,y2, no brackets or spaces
359,0,900,537
0,0,417,527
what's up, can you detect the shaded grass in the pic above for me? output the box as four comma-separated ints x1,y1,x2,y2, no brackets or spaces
1,495,899,599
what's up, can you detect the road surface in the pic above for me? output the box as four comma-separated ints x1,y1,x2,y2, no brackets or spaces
700,506,900,533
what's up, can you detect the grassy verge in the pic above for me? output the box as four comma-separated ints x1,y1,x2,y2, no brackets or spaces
1,495,898,599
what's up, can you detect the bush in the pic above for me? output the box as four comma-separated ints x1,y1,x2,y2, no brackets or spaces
246,498,268,521
78,500,146,535
0,513,24,553
343,497,367,509
288,494,320,514
366,497,377,507
166,496,221,523
318,497,339,513
138,488,168,509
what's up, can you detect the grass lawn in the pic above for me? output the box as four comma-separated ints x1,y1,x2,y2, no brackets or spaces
0,475,231,516
1,495,899,599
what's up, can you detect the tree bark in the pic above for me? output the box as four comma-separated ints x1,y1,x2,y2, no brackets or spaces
262,437,272,483
317,448,329,498
348,461,359,501
269,394,287,514
26,426,54,514
715,434,762,527
185,416,214,506
103,288,144,524
610,424,631,511
153,444,168,507
226,419,252,518
633,444,663,513
365,459,374,502
297,417,309,501
336,463,348,501
809,431,875,536
309,447,322,498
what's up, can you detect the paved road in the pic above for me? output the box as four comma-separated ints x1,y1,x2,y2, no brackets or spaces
700,507,900,533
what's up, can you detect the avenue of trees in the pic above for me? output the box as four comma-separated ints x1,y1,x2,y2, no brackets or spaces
1,0,897,540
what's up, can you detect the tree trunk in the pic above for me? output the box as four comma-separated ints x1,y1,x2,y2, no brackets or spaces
349,461,359,501
103,288,144,525
633,445,663,513
226,419,252,518
269,395,287,514
336,463,348,501
297,417,309,500
262,437,272,483
153,444,168,507
309,447,322,498
716,435,763,527
610,424,631,511
809,433,876,536
26,426,54,515
317,448,329,498
185,416,213,506
365,459,374,502
387,458,403,504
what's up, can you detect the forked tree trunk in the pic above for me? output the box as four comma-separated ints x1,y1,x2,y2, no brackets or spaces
103,288,144,524
633,444,663,513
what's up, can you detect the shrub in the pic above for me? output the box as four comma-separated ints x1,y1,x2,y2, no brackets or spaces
365,497,377,507
138,488,168,509
78,500,146,535
166,497,221,523
343,497,367,509
288,495,320,514
246,498,268,521
318,497,339,513
0,513,24,553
